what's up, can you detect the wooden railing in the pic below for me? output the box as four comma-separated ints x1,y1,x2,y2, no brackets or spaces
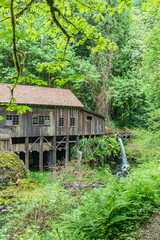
105,129,133,139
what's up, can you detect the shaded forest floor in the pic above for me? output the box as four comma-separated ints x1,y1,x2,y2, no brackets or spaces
135,210,160,240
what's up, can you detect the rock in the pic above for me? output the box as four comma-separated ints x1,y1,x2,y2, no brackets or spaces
0,152,25,186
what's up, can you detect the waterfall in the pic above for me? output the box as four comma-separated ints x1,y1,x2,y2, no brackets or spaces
118,137,129,173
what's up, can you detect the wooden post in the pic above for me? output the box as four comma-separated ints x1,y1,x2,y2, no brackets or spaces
82,135,85,139
53,136,56,166
39,136,43,174
65,135,69,166
25,137,29,170
102,134,104,140
76,135,79,151
89,135,91,139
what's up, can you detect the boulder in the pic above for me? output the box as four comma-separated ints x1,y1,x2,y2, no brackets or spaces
0,152,25,186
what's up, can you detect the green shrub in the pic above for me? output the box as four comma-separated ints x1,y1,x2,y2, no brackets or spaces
71,136,120,168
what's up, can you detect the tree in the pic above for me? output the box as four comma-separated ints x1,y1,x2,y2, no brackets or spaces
0,0,132,113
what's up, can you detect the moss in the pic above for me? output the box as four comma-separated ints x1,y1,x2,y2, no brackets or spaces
0,152,25,186
0,179,40,205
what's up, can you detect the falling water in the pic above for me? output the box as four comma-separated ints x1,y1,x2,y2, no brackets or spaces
118,137,129,175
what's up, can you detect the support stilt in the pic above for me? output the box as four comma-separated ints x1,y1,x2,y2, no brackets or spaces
25,137,29,170
39,136,43,174
53,136,56,166
65,135,69,166
76,135,79,151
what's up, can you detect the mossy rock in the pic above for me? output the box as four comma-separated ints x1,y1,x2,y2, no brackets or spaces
0,152,25,186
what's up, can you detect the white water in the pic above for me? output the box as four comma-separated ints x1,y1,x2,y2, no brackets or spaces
118,137,129,172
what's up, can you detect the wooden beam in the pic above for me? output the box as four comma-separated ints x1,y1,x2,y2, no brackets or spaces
76,135,79,150
53,136,56,166
39,136,43,174
65,135,69,166
25,137,29,170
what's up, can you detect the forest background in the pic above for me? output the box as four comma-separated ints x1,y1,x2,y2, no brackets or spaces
0,0,159,131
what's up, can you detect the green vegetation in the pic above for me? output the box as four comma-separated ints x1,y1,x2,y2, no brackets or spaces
55,162,160,240
0,132,160,239
0,0,160,239
71,135,120,167
126,130,160,164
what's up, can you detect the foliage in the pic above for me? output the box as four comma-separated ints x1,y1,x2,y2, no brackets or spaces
1,130,160,239
126,129,160,164
54,161,160,240
109,76,146,127
71,136,120,167
25,170,56,185
0,180,73,240
0,163,113,239
141,5,160,108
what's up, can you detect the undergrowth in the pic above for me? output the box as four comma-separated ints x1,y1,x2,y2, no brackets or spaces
126,129,160,164
0,130,160,240
45,161,160,240
71,135,120,167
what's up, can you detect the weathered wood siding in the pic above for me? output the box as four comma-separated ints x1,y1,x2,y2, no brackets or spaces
0,107,105,137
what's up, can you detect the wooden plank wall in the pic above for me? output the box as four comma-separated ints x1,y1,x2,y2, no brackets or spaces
0,107,105,137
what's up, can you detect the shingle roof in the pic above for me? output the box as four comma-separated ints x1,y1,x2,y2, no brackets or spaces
0,84,84,108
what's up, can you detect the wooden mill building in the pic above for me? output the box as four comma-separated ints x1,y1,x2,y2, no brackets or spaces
0,83,105,172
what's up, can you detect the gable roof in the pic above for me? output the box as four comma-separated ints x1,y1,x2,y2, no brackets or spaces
0,84,84,108
82,108,105,119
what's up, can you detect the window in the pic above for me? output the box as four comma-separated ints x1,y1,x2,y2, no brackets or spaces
87,116,92,121
6,115,19,126
59,118,64,127
6,115,12,126
33,116,38,125
33,115,50,126
13,115,19,125
39,116,44,125
70,118,75,127
45,116,50,125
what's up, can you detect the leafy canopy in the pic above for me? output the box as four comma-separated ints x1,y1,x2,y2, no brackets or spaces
0,0,132,113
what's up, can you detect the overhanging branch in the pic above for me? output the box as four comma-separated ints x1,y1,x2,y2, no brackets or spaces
0,0,35,22
11,0,21,79
15,0,35,18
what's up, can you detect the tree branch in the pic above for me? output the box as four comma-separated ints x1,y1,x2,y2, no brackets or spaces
15,0,35,18
75,0,93,10
0,17,10,23
52,5,79,31
11,0,21,79
0,0,34,23
46,1,70,39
